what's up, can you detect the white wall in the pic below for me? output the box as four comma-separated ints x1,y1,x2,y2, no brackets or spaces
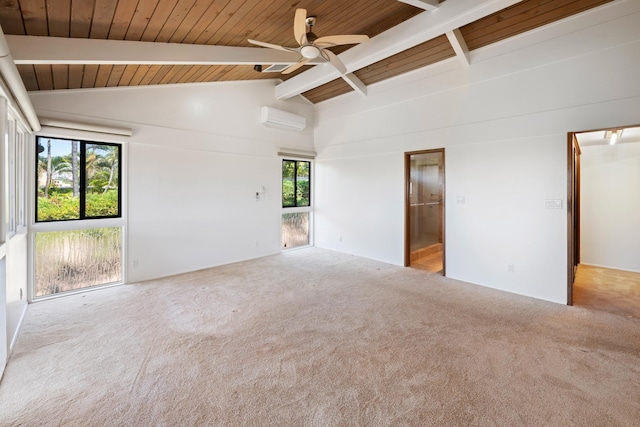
314,1,640,304
22,2,640,305
0,95,6,378
4,232,27,347
314,152,405,263
580,142,640,272
0,98,27,379
0,257,6,379
0,95,28,378
30,80,314,282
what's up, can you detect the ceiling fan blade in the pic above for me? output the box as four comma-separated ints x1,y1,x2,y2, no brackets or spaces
282,57,311,75
314,35,370,47
248,39,292,52
293,8,308,46
321,49,347,75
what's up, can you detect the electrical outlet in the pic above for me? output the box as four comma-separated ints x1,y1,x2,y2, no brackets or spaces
506,263,514,273
133,259,139,268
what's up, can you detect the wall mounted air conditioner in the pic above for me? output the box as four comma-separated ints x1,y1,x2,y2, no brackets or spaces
260,106,306,131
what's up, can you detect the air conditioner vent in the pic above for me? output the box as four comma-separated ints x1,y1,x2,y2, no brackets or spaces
263,64,290,73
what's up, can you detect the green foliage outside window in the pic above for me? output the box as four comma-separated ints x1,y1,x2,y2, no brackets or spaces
36,190,120,221
36,137,121,222
282,160,310,208
86,191,119,217
36,193,79,221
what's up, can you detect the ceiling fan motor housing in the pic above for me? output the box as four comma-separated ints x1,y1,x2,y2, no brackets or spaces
301,16,319,60
305,16,318,43
301,44,321,59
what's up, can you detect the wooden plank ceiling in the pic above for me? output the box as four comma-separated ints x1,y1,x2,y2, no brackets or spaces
0,0,615,104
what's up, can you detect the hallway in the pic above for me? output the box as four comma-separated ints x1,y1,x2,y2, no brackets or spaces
573,265,640,320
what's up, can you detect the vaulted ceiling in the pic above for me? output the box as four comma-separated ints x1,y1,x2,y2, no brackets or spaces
0,0,614,104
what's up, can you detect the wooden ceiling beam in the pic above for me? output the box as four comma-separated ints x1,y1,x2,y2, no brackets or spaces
5,35,301,65
275,0,526,100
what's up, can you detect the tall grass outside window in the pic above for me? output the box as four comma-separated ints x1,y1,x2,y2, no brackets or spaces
282,212,310,249
35,228,122,297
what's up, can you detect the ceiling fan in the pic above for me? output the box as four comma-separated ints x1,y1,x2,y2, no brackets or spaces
248,8,369,75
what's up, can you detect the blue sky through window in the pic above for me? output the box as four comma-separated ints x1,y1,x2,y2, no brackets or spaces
38,138,75,158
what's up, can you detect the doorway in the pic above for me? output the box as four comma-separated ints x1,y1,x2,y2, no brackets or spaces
568,125,640,318
405,149,445,274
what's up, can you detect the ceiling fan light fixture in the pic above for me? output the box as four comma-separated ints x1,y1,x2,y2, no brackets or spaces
301,45,321,59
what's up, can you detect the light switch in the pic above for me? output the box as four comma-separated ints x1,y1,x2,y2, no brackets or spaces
545,199,563,209
456,195,465,205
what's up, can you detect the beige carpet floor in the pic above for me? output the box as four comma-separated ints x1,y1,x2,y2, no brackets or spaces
1,248,639,426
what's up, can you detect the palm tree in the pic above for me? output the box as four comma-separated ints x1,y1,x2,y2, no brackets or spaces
71,141,79,197
48,155,77,193
102,146,119,193
86,145,118,193
44,139,51,198
39,139,78,198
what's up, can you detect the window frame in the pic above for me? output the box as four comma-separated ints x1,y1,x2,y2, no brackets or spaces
35,136,122,223
281,158,313,250
5,113,29,239
17,130,27,229
30,130,127,302
282,159,311,209
7,118,16,235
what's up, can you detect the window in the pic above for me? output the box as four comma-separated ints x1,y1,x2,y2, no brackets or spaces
36,136,121,222
34,227,122,297
34,135,124,298
282,159,312,249
7,118,16,234
6,116,28,236
282,160,310,207
17,131,27,228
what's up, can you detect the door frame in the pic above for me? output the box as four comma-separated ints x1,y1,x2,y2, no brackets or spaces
566,123,639,305
404,148,445,274
567,132,581,306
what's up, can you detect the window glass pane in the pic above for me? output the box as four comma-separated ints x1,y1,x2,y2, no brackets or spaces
8,119,16,233
36,137,121,221
16,132,24,227
86,143,120,217
296,161,310,207
36,138,80,221
282,212,309,249
34,227,122,297
18,133,26,227
282,160,296,207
